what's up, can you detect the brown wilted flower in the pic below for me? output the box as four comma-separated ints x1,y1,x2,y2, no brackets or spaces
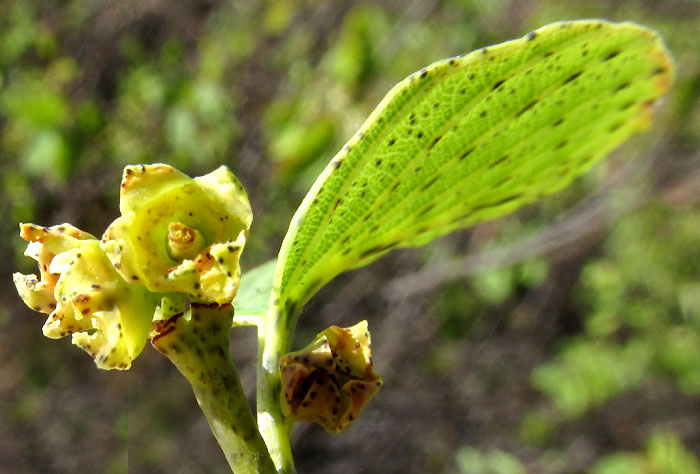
279,320,382,433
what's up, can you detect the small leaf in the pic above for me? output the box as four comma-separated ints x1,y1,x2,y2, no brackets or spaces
275,20,673,314
234,259,276,320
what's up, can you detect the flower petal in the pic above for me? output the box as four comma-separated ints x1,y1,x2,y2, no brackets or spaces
13,223,95,314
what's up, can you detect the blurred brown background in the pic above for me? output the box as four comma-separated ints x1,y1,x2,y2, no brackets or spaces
1,1,699,473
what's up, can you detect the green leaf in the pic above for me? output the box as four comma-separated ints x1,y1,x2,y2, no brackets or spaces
235,260,276,320
275,20,673,314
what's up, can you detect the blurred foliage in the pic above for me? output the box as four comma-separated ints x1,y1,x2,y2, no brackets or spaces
532,339,651,419
456,446,527,474
533,203,700,417
1,0,699,473
591,432,700,474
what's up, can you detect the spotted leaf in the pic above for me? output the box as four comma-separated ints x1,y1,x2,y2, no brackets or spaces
273,20,673,315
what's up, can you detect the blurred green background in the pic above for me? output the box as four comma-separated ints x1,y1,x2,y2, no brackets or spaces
1,1,699,473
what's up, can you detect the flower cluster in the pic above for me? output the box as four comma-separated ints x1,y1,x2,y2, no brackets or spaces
13,164,252,369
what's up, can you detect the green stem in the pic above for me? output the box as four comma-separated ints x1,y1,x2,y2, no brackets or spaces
153,303,276,474
256,304,297,473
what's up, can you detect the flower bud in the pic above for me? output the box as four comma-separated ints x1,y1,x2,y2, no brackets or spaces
279,320,382,433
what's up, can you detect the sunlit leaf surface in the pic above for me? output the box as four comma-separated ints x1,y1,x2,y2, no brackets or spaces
275,20,673,314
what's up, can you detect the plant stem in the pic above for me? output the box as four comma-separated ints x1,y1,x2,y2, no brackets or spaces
153,303,276,474
256,304,297,473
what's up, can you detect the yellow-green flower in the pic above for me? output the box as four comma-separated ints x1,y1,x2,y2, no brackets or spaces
102,164,252,304
13,224,159,369
279,320,382,433
13,164,253,370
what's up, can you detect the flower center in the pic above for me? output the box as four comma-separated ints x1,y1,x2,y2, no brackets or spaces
167,222,205,260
